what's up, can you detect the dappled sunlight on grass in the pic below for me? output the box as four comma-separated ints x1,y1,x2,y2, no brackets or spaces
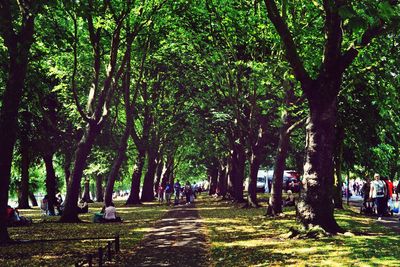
1,200,169,266
197,195,400,267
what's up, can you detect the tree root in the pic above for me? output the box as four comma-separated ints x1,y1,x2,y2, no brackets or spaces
282,226,334,239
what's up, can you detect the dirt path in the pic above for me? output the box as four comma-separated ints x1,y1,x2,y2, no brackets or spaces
124,202,212,267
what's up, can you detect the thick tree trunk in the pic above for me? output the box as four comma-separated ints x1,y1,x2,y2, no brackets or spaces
104,124,130,206
247,153,260,207
82,179,93,203
29,191,38,207
218,161,228,197
296,93,342,233
60,122,100,222
126,150,146,205
43,153,57,216
141,149,158,202
18,138,31,209
0,6,35,243
208,165,219,196
231,144,246,203
95,175,104,202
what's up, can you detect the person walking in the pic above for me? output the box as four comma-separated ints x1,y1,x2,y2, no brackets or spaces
174,180,181,206
164,182,172,205
184,181,192,204
370,173,387,220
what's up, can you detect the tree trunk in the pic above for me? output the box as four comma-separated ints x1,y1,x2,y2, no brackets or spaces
0,4,35,244
153,154,163,194
126,150,146,205
296,92,342,233
141,149,158,202
95,175,104,202
104,124,131,206
218,161,228,198
208,165,219,196
29,191,38,207
267,126,289,215
333,126,344,209
64,151,72,187
60,122,100,222
18,137,31,209
82,179,93,203
43,153,57,216
247,153,260,207
231,144,246,203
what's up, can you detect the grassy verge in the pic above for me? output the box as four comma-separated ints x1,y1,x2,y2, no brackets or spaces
197,194,400,267
0,201,169,266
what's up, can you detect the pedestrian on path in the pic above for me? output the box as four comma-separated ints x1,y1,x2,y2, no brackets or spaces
174,180,181,205
370,173,387,220
165,182,173,205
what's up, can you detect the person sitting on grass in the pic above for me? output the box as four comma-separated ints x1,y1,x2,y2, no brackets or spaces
283,190,295,207
101,202,122,223
6,205,32,226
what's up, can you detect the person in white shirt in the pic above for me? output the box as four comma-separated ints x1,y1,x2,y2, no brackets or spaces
102,202,121,222
370,173,387,220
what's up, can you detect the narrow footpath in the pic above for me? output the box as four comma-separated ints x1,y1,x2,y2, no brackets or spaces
125,202,212,267
345,197,400,233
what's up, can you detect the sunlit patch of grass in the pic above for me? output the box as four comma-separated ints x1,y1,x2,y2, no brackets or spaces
2,200,169,266
197,195,400,267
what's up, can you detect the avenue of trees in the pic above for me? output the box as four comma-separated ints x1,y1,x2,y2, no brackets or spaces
1,0,400,243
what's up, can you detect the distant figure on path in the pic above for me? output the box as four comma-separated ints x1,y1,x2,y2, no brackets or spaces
165,182,173,205
184,181,192,204
174,180,181,205
157,185,164,203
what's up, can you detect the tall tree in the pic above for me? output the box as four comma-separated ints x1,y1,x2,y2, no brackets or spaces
0,0,42,243
263,0,400,232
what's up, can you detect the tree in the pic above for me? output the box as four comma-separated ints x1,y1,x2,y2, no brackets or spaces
263,0,400,233
0,0,43,243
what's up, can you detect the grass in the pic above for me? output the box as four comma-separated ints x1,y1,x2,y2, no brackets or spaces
197,194,400,267
0,201,169,267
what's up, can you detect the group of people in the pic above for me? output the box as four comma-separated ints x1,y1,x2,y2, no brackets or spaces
157,180,195,206
41,193,64,216
362,173,400,220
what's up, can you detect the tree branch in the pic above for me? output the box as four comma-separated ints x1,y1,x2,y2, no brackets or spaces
264,0,313,89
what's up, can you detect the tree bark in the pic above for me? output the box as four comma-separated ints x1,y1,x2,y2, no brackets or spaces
43,153,57,216
60,122,100,222
64,151,72,187
29,191,38,207
95,175,104,202
217,162,228,197
333,126,344,209
208,163,219,196
267,125,289,215
141,148,158,202
82,178,93,203
18,135,31,209
247,153,261,207
296,90,342,233
231,144,246,203
126,150,146,205
104,124,131,206
0,1,36,243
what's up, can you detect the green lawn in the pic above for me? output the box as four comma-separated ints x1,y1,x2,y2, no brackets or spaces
197,194,400,267
0,201,169,267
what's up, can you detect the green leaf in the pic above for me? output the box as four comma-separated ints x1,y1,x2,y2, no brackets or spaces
338,6,357,20
378,1,395,21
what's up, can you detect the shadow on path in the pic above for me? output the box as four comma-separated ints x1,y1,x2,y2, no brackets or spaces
345,197,400,233
125,202,212,267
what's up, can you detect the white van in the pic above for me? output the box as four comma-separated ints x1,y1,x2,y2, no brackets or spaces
256,170,273,192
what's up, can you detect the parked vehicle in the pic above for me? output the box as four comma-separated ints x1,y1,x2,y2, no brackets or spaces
262,170,301,193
